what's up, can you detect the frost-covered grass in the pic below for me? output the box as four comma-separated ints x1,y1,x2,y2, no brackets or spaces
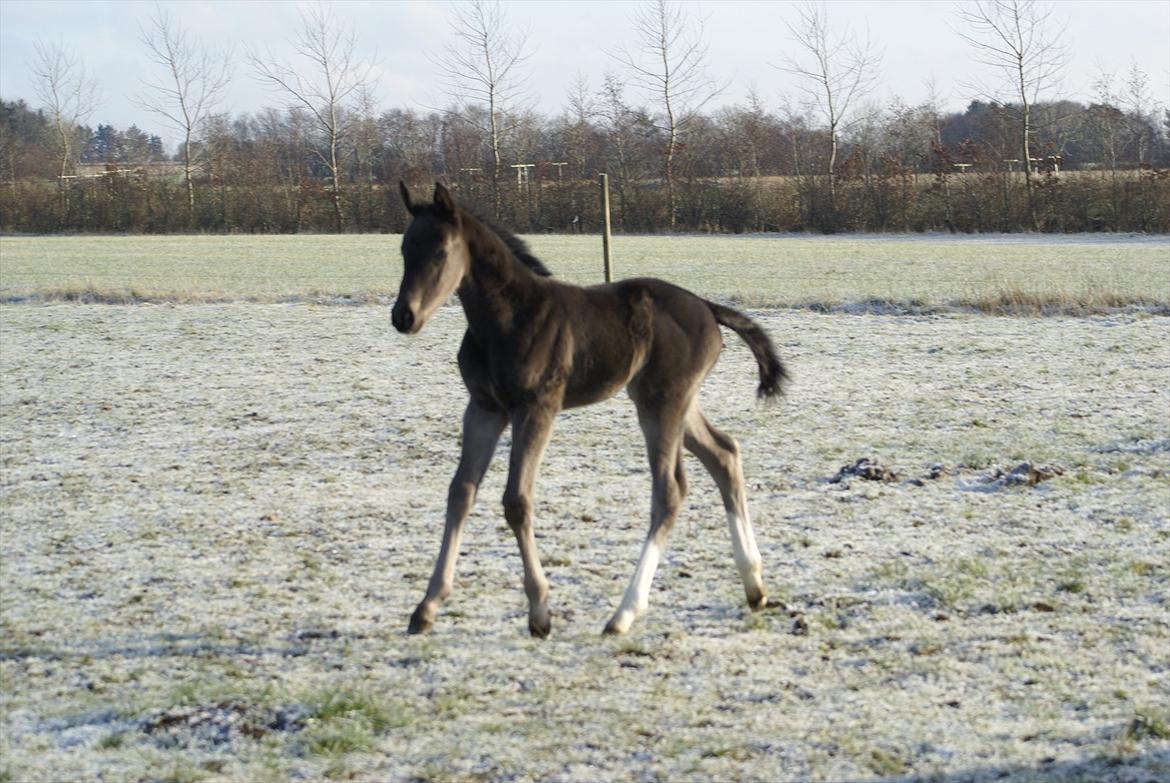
1,233,1167,314
1,303,1167,782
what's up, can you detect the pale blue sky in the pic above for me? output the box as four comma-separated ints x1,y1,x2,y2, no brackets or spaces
1,0,1167,149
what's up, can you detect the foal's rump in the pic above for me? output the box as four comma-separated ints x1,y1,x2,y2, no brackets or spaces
594,277,789,402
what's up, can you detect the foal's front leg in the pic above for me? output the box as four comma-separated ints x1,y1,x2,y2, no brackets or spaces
503,405,557,638
408,401,507,634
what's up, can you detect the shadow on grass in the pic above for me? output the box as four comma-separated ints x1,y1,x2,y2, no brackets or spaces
0,628,383,662
837,748,1169,783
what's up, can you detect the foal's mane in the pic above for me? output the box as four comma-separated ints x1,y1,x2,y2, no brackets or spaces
466,211,553,278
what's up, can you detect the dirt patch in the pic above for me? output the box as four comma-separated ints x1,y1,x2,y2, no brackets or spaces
829,457,902,483
138,701,309,748
985,461,1064,487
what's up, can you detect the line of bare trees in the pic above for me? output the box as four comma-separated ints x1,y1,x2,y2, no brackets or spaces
1,0,1167,235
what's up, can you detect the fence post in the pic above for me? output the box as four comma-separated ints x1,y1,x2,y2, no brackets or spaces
599,173,613,283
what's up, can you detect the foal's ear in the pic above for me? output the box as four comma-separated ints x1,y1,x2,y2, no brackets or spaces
399,181,419,215
432,182,457,219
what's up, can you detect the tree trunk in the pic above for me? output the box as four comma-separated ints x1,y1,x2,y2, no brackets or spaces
827,126,838,205
1018,55,1039,230
664,134,676,232
661,41,677,232
56,121,70,226
1021,103,1037,229
329,127,343,234
489,90,502,220
183,132,195,229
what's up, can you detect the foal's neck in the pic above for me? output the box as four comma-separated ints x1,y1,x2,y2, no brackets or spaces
458,213,545,334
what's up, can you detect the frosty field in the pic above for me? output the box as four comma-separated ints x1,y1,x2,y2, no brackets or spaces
0,233,1169,782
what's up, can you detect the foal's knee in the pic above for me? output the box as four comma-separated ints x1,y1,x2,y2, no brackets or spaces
704,435,742,485
719,434,742,471
502,491,531,530
447,479,476,517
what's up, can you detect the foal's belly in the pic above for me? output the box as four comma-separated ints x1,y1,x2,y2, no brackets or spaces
561,349,640,409
561,376,627,410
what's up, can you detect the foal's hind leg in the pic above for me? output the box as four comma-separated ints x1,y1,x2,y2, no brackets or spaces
408,401,507,634
604,401,689,635
683,404,767,610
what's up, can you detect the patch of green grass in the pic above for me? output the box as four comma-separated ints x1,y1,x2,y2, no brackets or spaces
867,560,909,583
1070,469,1102,485
814,611,848,631
1128,708,1170,740
410,763,494,783
303,689,403,735
700,744,757,761
865,746,908,776
304,718,375,756
865,554,1074,615
169,682,203,708
427,687,480,719
743,612,769,632
1112,707,1170,758
153,759,209,783
97,731,127,749
2,234,1166,314
1129,560,1162,577
612,639,654,658
924,558,989,610
958,451,997,470
292,689,409,760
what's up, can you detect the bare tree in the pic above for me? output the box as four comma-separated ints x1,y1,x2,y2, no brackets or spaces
1087,67,1129,226
250,2,376,232
562,71,597,180
778,1,881,206
557,72,598,225
922,77,956,230
434,0,533,218
348,85,381,230
596,72,638,226
1124,61,1154,164
722,86,771,180
29,40,99,217
954,0,1066,229
137,6,232,228
613,0,723,230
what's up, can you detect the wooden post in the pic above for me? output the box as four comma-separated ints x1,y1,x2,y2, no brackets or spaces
599,173,613,283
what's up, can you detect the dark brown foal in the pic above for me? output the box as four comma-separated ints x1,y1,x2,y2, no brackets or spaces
392,182,787,637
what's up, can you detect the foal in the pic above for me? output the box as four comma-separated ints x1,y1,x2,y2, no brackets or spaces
392,182,787,637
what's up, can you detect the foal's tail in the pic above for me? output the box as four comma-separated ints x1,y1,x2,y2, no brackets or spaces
707,301,789,399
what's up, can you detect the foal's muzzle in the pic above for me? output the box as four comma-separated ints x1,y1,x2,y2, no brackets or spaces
391,300,415,334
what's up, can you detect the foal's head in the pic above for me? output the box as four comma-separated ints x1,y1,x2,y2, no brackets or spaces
392,182,470,334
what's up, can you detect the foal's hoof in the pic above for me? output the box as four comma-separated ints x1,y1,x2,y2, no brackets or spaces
602,610,633,635
407,608,433,635
749,595,768,612
528,611,551,639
